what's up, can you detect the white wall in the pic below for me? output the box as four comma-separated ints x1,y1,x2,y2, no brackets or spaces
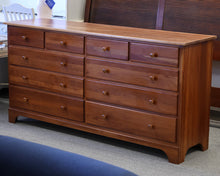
67,0,86,21
0,0,66,17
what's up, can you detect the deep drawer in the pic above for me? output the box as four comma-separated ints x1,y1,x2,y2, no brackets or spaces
85,79,178,115
86,57,178,91
10,85,84,122
8,26,44,48
9,46,84,76
86,101,176,143
86,37,128,60
130,42,179,67
45,31,84,54
9,65,83,98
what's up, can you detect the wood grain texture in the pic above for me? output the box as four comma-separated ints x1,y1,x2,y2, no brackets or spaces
5,19,216,46
9,65,84,98
211,87,220,107
9,46,84,76
8,26,44,48
86,101,177,143
85,0,159,29
130,42,179,67
86,57,178,91
85,79,178,115
86,37,128,60
10,85,84,122
177,41,213,162
45,31,84,54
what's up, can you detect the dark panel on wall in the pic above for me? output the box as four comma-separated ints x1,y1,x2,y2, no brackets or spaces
87,0,159,29
163,0,220,60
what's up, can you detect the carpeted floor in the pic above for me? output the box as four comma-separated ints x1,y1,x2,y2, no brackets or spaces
0,97,220,176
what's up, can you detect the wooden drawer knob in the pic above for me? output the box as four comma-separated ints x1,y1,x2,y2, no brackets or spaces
101,114,108,119
60,105,66,110
21,36,28,40
149,53,158,57
147,124,154,129
149,75,157,81
149,99,156,105
22,56,28,60
102,47,110,52
23,97,29,102
60,83,67,88
102,91,109,96
22,75,28,80
60,41,67,46
60,62,67,67
102,69,110,73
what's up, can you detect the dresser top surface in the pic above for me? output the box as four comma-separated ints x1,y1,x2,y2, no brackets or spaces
5,18,216,46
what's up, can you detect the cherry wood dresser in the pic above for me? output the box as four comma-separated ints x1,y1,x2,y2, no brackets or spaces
6,19,216,164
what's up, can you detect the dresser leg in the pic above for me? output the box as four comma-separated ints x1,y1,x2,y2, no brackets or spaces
200,141,209,151
164,148,185,164
8,109,18,123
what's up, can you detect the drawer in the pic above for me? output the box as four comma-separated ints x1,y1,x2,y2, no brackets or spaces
8,26,44,48
86,37,128,60
9,46,84,76
85,79,178,115
9,65,83,98
130,43,179,67
10,85,84,122
45,31,84,54
86,57,178,91
86,101,176,143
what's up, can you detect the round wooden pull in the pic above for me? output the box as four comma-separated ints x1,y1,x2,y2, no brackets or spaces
22,76,28,80
101,114,107,119
23,97,29,102
60,62,67,67
102,69,110,73
60,105,66,110
21,36,27,40
22,56,28,60
149,75,157,81
149,53,158,57
102,91,109,96
60,41,66,46
102,47,110,51
60,83,66,88
147,124,154,129
149,99,156,105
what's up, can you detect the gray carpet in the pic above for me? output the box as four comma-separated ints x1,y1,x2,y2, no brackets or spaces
0,98,220,176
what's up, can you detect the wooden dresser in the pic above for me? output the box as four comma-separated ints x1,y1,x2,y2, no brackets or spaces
6,19,216,164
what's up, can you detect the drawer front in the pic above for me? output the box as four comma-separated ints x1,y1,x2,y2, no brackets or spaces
130,43,179,67
86,37,128,60
86,101,176,143
86,57,178,91
10,85,84,121
85,80,178,115
45,31,84,54
9,65,83,98
8,26,44,48
9,46,84,76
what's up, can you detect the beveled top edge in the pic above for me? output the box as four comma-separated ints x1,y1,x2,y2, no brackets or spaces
4,18,217,46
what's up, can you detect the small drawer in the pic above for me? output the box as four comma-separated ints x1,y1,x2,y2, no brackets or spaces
45,31,84,54
85,79,178,115
9,65,83,98
8,26,44,48
86,37,128,60
10,85,84,122
86,101,176,143
9,46,84,76
130,43,179,67
86,57,178,91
